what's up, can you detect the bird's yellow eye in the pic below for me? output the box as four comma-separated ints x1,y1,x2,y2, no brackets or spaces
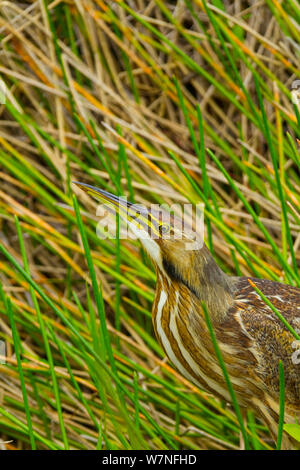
159,223,170,236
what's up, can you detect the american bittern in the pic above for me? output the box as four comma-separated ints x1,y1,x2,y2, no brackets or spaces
75,182,300,449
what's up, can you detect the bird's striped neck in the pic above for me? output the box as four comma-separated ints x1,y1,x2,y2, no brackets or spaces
157,244,236,323
152,271,235,400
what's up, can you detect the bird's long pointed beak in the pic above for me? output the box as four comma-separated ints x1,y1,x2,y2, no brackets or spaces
73,182,164,239
73,182,132,210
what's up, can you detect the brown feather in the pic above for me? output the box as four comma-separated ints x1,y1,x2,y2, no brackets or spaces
152,241,300,448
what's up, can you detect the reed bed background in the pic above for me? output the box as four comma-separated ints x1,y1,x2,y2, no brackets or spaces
0,0,299,450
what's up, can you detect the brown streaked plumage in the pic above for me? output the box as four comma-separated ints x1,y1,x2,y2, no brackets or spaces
153,247,300,448
74,182,300,449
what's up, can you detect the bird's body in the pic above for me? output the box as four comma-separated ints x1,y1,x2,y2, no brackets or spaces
74,182,300,449
153,244,300,448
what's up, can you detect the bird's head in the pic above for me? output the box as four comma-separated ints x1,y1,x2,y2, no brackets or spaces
73,183,204,276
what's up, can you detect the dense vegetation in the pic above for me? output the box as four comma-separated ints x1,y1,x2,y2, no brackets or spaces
0,0,299,450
